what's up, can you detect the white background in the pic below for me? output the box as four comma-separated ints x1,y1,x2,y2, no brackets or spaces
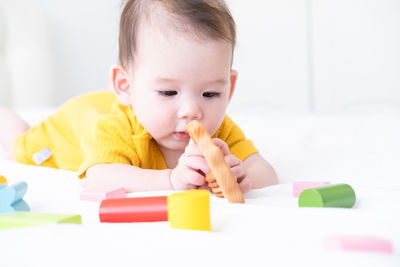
0,2,399,265
0,0,399,113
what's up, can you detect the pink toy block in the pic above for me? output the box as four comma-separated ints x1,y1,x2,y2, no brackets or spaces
80,187,126,202
292,181,330,197
324,235,393,254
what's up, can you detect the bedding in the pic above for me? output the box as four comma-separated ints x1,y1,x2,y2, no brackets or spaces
0,107,399,266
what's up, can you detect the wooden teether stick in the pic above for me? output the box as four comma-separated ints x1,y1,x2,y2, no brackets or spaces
186,120,244,203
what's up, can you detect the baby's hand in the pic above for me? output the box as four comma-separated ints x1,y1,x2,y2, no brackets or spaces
169,141,210,190
211,139,252,195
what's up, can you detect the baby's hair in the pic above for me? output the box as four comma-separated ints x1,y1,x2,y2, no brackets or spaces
119,0,236,69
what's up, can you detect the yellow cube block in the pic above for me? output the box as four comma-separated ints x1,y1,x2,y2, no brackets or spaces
167,190,211,231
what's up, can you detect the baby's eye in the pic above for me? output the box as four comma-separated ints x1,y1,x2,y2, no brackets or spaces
158,90,177,96
203,92,220,98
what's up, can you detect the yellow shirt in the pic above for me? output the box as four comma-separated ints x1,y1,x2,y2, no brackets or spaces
14,91,258,178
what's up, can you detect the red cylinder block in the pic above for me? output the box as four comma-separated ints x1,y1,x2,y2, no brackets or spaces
99,196,168,223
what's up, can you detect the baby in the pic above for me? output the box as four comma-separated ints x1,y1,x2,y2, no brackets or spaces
0,0,277,194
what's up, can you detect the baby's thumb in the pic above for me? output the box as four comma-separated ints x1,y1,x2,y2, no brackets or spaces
212,138,230,156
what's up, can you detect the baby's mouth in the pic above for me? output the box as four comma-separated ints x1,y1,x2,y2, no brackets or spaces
174,131,190,141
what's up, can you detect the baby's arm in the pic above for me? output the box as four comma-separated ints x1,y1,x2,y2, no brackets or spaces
212,139,278,192
85,164,173,192
84,145,211,192
243,153,278,188
84,141,277,193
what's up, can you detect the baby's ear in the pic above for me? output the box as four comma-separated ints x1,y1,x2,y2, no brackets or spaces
110,64,132,106
229,69,238,101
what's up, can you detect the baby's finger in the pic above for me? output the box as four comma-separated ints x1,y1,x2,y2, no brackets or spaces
238,177,252,194
212,138,230,156
199,184,212,191
179,154,211,175
185,141,203,156
186,184,198,190
224,154,241,168
231,165,247,182
180,168,206,186
170,168,199,190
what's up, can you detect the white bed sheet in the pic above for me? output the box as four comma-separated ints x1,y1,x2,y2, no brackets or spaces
1,107,399,266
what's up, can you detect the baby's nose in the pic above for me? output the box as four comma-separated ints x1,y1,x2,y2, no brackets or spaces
177,102,202,120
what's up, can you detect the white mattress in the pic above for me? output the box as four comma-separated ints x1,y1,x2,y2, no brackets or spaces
1,107,399,266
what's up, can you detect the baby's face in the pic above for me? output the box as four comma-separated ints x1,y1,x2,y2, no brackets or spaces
127,23,235,152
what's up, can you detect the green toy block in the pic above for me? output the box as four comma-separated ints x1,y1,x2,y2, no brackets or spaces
298,183,356,208
0,212,82,229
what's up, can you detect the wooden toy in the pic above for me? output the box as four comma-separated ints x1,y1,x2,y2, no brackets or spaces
324,235,393,253
186,120,244,203
0,181,30,213
292,181,331,197
298,183,356,208
80,187,126,202
167,190,211,231
205,172,224,198
0,175,7,186
0,212,82,229
99,190,211,231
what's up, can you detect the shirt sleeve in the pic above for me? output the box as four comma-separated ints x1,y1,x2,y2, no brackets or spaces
214,116,259,161
77,115,140,178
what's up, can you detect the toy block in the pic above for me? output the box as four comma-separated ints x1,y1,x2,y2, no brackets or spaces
292,181,331,197
0,212,82,229
324,235,393,253
187,120,244,203
100,196,168,222
80,187,126,202
298,183,356,208
0,181,30,213
167,190,211,231
0,181,28,204
99,190,212,231
0,200,30,213
0,175,7,186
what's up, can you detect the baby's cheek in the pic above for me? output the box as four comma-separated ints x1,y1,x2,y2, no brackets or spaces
145,116,173,139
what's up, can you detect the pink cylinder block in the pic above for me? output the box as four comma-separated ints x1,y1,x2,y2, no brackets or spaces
292,181,330,197
324,235,393,254
80,188,126,202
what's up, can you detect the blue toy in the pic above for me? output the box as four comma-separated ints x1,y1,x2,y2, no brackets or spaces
0,181,30,213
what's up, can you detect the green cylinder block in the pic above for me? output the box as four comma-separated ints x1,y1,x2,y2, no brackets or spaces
298,183,356,208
